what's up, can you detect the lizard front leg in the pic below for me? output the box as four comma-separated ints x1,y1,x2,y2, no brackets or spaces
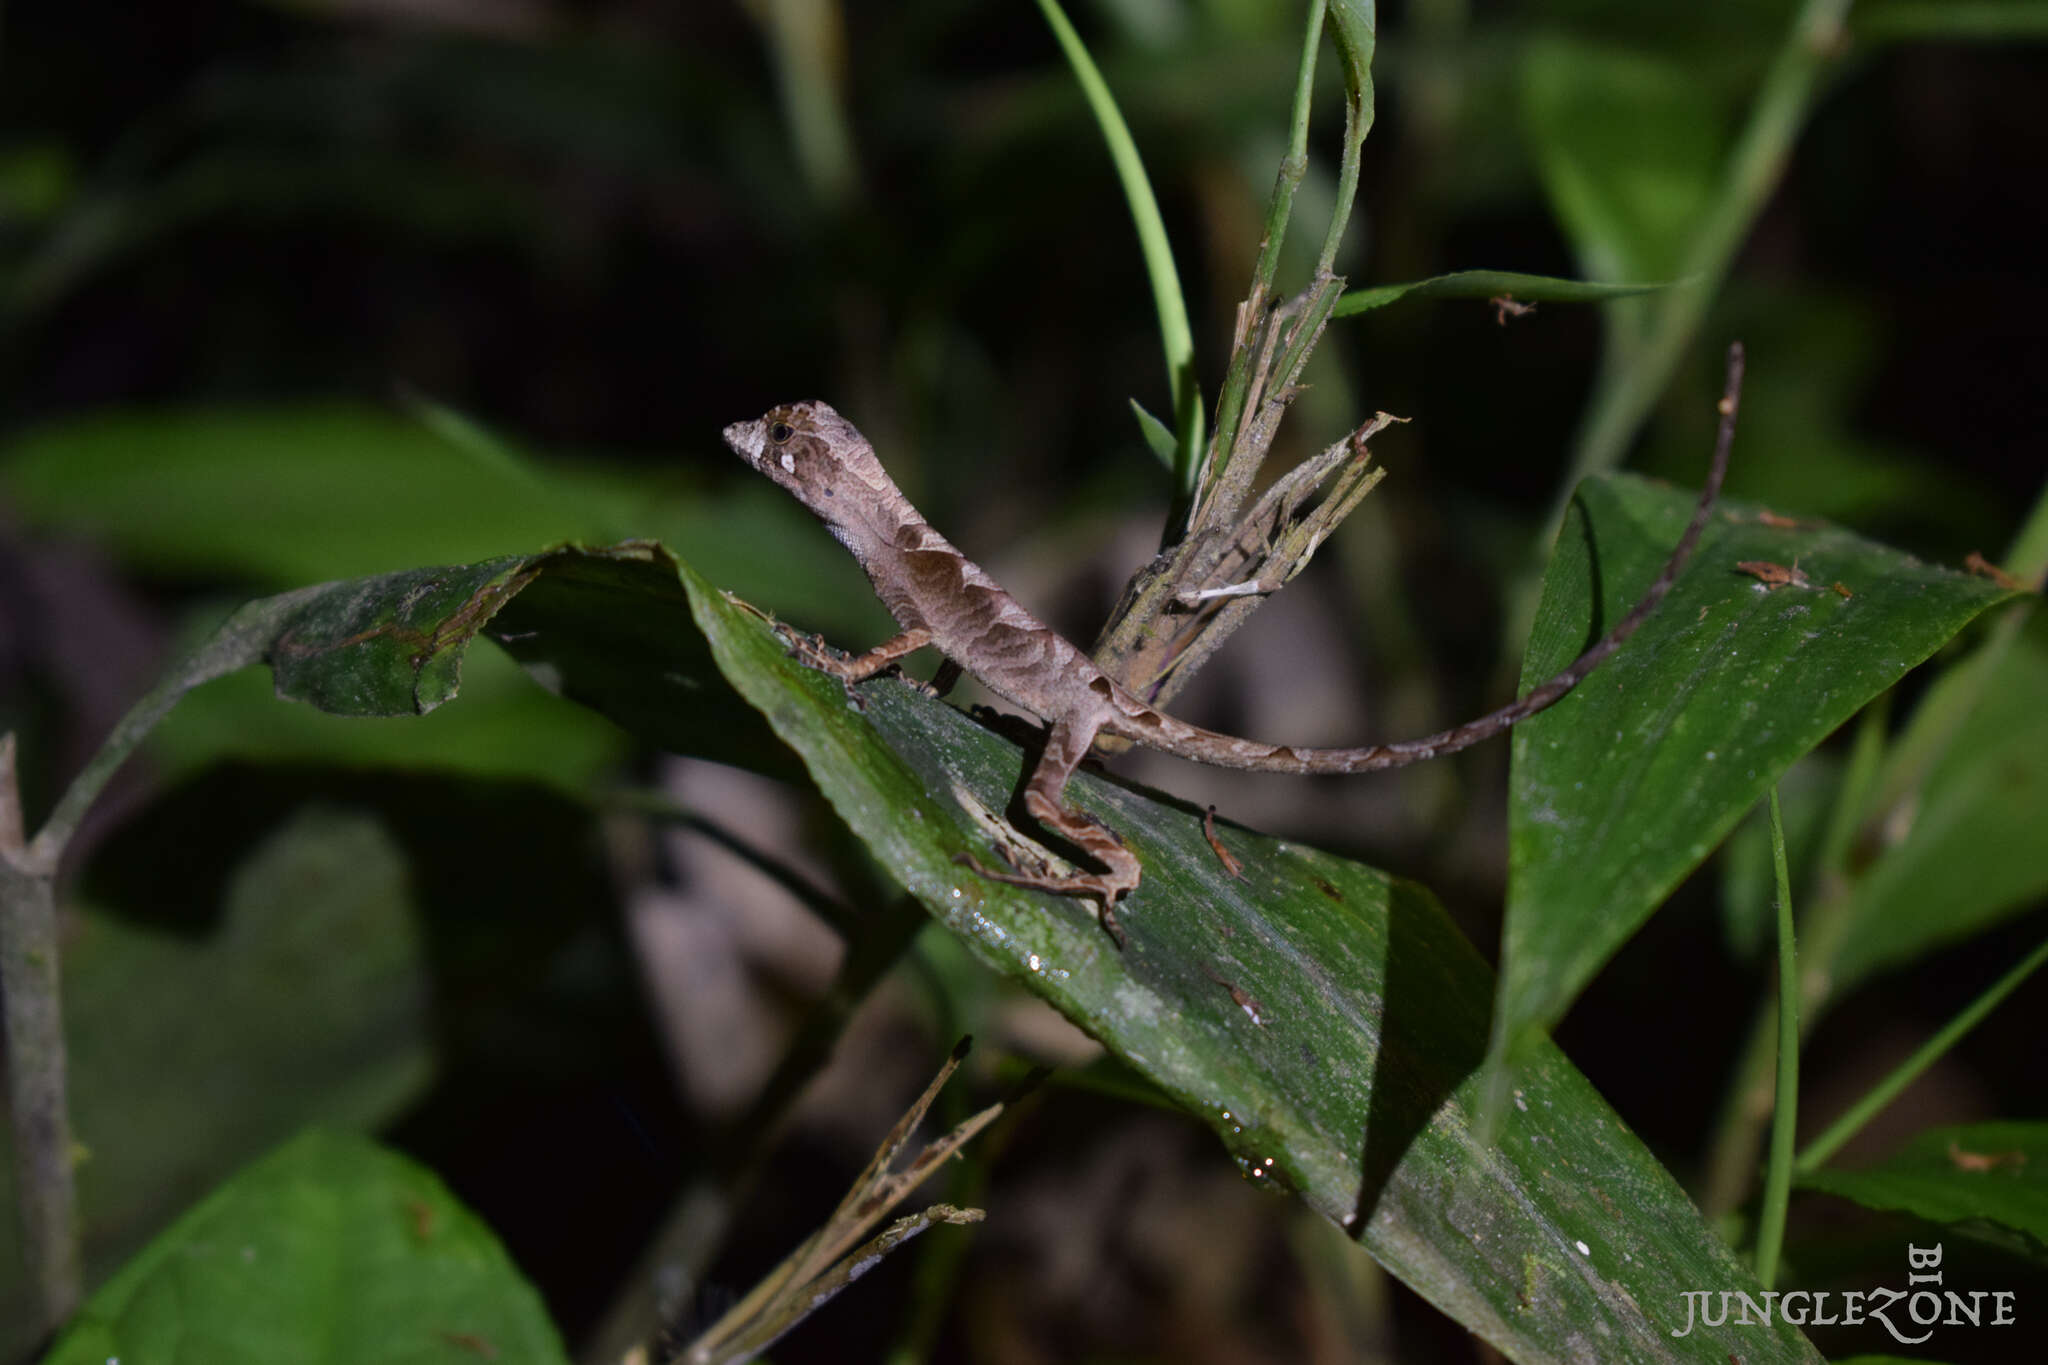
960,712,1142,946
782,626,932,680
782,626,960,703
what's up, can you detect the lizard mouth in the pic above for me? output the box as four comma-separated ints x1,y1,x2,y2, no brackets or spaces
721,419,765,467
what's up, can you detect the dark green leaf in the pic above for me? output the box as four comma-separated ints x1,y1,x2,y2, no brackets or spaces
1519,36,1727,285
0,403,893,630
1798,1121,2048,1263
669,556,1816,1361
1827,609,2048,995
266,543,797,779
1333,269,1668,318
0,405,639,584
0,810,432,1360
149,642,629,791
1855,1,2048,42
1502,475,2015,1047
149,541,1817,1360
42,1129,566,1365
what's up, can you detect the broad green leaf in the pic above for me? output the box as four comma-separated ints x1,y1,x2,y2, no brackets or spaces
1333,269,1669,318
1855,1,2048,41
227,541,1815,1360
1798,1121,2048,1263
1520,36,1727,287
1825,610,2048,995
0,809,432,1361
1502,475,2015,1048
262,544,799,780
42,1129,565,1365
0,405,638,583
150,631,629,790
0,403,893,630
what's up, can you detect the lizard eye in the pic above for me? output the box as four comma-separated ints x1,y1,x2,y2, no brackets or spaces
768,421,795,444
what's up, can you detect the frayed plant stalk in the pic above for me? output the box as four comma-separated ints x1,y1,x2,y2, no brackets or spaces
669,1037,1005,1365
1092,3,1382,708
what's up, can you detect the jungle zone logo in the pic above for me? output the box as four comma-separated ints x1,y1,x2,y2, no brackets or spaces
1671,1243,2017,1345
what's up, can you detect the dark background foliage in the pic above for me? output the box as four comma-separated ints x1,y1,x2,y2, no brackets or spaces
3,1,2044,1361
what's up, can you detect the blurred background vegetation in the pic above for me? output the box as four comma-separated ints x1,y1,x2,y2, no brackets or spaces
2,0,2044,1360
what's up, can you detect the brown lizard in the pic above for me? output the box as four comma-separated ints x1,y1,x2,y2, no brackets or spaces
723,345,1743,943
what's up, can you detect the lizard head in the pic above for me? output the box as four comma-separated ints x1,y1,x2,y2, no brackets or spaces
721,401,893,518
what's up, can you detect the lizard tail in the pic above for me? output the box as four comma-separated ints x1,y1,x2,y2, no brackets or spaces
1118,342,1744,776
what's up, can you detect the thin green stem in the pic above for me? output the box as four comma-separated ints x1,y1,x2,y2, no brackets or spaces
1752,788,1799,1288
1796,935,2048,1175
26,593,298,871
1033,0,1203,489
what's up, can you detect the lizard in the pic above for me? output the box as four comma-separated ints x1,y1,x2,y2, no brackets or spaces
722,344,1744,945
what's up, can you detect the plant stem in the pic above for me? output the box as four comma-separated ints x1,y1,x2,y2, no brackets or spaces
1795,935,2048,1175
584,896,928,1362
1752,788,1799,1288
0,587,324,1340
0,734,82,1333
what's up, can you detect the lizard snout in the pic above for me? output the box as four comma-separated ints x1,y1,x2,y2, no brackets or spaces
721,419,765,466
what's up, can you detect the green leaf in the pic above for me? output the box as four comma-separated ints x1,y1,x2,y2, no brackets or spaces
1519,36,1727,286
217,541,1816,1360
0,809,432,1360
264,543,799,781
1826,609,2048,995
42,1129,566,1365
0,405,639,585
0,403,893,630
1128,396,1180,467
149,641,630,792
1501,475,2015,1048
1798,1121,2048,1263
684,561,1814,1360
1855,1,2048,41
1332,269,1670,318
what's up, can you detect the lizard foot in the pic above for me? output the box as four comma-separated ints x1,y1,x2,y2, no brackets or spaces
776,629,872,710
954,852,1133,949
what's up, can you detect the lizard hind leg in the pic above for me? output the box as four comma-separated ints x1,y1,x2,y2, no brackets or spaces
958,712,1142,947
